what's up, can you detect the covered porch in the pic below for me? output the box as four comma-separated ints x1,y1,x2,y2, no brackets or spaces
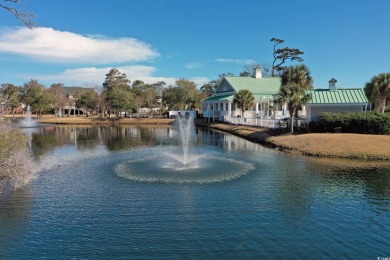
202,94,289,124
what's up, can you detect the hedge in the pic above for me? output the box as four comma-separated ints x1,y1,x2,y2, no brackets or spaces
315,112,390,135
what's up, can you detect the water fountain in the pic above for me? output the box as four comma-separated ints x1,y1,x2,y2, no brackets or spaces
168,115,199,167
115,115,255,184
19,105,37,128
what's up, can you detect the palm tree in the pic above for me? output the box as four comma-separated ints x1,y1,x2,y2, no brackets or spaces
276,64,313,133
233,89,255,117
364,73,390,113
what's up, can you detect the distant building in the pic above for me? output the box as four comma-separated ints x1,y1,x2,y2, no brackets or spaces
169,110,197,119
201,67,370,128
61,87,95,100
54,86,96,116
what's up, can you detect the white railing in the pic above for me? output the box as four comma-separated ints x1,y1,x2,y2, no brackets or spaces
225,117,285,129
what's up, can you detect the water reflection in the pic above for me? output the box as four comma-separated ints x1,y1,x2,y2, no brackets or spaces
29,126,176,158
29,126,273,158
305,156,390,213
0,188,31,258
5,124,389,258
276,157,317,225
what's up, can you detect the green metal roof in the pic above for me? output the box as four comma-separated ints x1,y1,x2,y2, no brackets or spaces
203,77,369,105
307,89,369,104
203,76,281,102
223,76,281,95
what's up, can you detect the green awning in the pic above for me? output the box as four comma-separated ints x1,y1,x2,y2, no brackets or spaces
202,94,275,102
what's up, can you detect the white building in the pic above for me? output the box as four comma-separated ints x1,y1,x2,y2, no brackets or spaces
202,67,288,128
202,68,369,128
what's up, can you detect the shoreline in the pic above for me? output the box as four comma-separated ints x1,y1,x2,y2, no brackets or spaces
196,120,390,160
3,115,390,160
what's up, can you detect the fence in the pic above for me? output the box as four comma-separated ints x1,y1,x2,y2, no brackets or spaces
225,117,285,129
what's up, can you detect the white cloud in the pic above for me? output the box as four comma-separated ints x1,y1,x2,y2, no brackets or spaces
0,27,159,64
190,77,209,87
215,58,255,65
32,65,176,86
25,65,208,88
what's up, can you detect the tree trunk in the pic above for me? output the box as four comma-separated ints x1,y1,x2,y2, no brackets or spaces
380,95,387,113
289,108,296,134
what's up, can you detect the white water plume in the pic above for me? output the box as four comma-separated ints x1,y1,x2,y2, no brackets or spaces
175,115,196,165
19,105,37,128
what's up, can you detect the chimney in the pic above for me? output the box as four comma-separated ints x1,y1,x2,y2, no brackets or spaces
254,66,262,79
329,78,337,91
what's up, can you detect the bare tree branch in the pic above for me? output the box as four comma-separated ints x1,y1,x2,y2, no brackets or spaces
0,0,35,28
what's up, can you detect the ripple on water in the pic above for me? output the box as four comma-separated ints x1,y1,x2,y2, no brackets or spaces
114,147,255,184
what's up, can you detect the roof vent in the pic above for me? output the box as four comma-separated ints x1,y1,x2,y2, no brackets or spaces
254,66,262,79
329,78,337,91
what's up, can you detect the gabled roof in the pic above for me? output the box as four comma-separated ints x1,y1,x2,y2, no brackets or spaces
62,87,95,96
307,88,368,104
203,76,280,102
221,76,281,95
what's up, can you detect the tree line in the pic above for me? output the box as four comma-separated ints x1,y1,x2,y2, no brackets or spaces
0,69,211,117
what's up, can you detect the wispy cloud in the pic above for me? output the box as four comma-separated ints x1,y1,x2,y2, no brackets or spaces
0,27,159,64
215,58,255,65
184,62,202,69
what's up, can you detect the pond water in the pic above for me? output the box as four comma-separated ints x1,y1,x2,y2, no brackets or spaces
1,125,390,259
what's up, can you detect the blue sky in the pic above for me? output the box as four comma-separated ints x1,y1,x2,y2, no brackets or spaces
0,0,389,89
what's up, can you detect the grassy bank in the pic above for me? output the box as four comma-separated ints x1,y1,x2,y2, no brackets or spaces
266,133,390,160
202,121,390,160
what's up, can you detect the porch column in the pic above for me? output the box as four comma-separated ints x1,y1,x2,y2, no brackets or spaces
306,106,311,123
228,102,232,117
260,98,263,118
267,98,270,117
255,101,259,116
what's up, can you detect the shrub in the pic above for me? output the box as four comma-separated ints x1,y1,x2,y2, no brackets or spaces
319,112,390,135
0,121,37,191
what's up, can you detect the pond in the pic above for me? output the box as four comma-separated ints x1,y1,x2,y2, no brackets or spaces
1,124,389,258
